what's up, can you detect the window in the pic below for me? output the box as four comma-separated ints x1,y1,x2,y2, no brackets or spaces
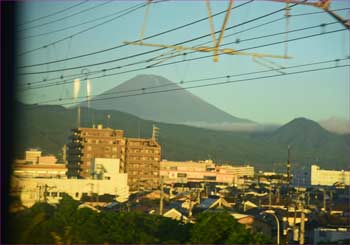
177,173,187,178
51,192,58,197
75,192,79,198
204,176,216,181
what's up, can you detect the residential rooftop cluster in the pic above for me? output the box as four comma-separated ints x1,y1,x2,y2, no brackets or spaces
10,125,350,244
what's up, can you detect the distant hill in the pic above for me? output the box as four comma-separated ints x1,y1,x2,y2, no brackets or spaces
318,117,350,134
82,74,255,129
13,103,350,170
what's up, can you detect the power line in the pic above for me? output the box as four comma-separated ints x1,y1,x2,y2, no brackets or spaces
17,0,89,27
19,20,337,76
17,1,150,57
17,0,255,66
290,7,350,17
19,27,347,90
19,0,298,74
18,2,147,40
35,58,349,104
18,13,292,85
17,1,112,32
35,64,349,106
147,28,347,69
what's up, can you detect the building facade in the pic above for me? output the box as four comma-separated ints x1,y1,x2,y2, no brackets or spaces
126,138,161,191
311,165,350,186
67,126,126,178
12,158,129,207
67,125,161,191
13,163,67,179
160,160,254,185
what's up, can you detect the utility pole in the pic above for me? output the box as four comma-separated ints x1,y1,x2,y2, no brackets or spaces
188,191,193,218
276,185,280,204
329,190,333,213
287,145,291,187
323,189,327,212
43,184,48,203
300,208,305,245
299,194,305,245
62,144,67,164
269,184,272,209
159,176,164,215
87,183,94,202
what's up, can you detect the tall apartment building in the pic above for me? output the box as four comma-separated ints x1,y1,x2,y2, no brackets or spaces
126,138,161,191
67,125,161,191
67,125,126,178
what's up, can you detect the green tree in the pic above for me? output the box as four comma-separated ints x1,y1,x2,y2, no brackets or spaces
190,211,270,244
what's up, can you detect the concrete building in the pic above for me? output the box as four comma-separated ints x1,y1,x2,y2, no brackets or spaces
67,125,161,191
13,163,67,179
24,148,42,164
67,125,126,178
14,152,65,179
126,138,161,191
311,165,350,186
313,227,350,244
11,158,129,207
160,160,254,185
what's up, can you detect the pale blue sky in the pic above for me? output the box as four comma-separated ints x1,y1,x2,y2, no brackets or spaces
17,0,350,124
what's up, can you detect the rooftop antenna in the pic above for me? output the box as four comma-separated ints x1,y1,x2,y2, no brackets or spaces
73,79,81,127
87,79,92,126
106,114,111,128
152,124,159,141
287,145,291,186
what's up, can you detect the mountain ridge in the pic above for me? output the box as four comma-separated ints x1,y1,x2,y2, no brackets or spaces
13,102,350,170
82,74,254,126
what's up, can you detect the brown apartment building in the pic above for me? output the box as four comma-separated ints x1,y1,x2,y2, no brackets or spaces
67,125,161,191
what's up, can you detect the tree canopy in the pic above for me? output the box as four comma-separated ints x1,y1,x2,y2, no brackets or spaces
9,196,270,244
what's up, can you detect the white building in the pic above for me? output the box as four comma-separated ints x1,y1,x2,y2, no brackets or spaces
313,227,350,244
11,158,129,207
160,160,254,185
311,165,350,186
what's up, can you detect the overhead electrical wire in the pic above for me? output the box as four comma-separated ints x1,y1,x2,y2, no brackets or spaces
148,28,347,69
18,25,347,90
35,58,350,104
17,1,151,57
17,0,255,66
19,0,299,74
18,13,298,85
17,0,89,27
19,2,149,40
33,64,349,106
290,7,350,17
19,20,338,76
17,1,112,32
22,2,348,75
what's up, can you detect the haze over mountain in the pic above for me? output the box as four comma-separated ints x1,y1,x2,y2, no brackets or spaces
318,117,350,134
82,74,257,131
13,102,350,170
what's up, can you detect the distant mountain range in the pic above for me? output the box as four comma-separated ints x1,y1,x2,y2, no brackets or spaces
81,74,257,131
13,102,350,170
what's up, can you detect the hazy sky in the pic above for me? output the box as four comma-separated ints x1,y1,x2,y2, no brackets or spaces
16,0,350,124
